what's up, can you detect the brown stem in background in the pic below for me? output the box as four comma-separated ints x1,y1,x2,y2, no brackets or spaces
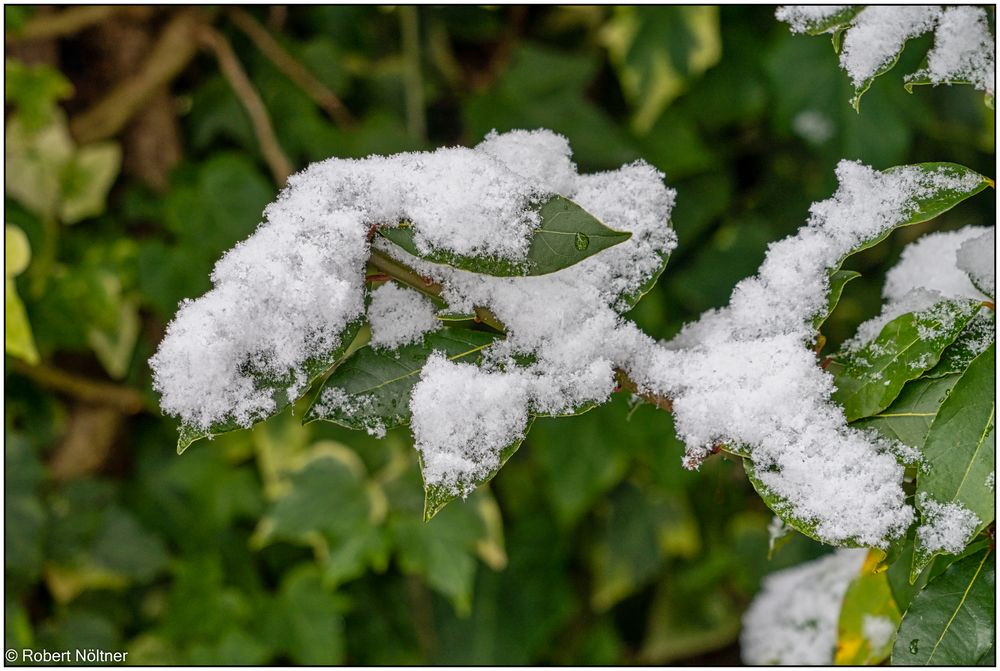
227,8,355,129
69,8,207,143
198,24,294,187
368,247,674,412
6,5,153,42
10,360,150,415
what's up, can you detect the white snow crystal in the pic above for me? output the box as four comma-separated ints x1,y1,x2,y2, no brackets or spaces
848,226,991,347
909,6,995,97
956,226,995,297
862,614,896,651
410,353,530,492
792,110,834,144
839,6,941,88
741,549,866,665
367,283,439,350
916,493,981,555
775,6,850,34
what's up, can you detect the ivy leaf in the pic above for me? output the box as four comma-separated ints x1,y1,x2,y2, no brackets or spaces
891,548,995,665
4,60,73,131
601,6,722,133
59,142,122,225
814,269,860,330
830,163,991,273
835,553,901,665
422,418,533,522
853,374,962,454
379,195,631,277
176,317,365,453
305,327,499,433
913,343,995,575
829,299,981,422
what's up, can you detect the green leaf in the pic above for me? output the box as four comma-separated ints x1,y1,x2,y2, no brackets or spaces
913,343,995,574
4,224,39,364
814,269,860,330
59,142,122,225
176,317,364,453
924,311,995,378
306,327,499,433
620,245,672,311
830,163,991,272
4,114,74,219
4,60,73,131
835,557,901,665
272,565,346,665
853,374,962,454
743,458,862,547
601,6,721,133
379,195,631,277
422,417,533,522
891,548,994,665
886,538,934,614
792,6,863,36
830,299,981,422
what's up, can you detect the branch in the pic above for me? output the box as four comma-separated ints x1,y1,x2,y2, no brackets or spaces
198,24,294,187
399,6,426,140
226,8,355,129
10,360,150,415
69,8,207,143
6,6,153,42
367,247,674,411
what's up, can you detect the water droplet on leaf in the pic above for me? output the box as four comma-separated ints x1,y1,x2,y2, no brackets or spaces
909,639,920,655
574,232,589,250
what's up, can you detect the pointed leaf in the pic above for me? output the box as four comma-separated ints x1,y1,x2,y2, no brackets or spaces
59,141,122,224
176,317,365,453
305,327,499,434
891,548,994,665
831,163,991,273
924,311,995,378
830,299,981,421
422,417,533,521
815,269,860,330
913,343,995,573
379,195,631,277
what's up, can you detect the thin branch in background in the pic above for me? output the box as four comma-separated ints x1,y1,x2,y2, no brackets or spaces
399,6,426,140
227,8,355,129
10,360,150,415
198,24,294,188
68,8,207,143
6,5,152,42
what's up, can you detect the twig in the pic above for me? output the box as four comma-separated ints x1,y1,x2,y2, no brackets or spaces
69,8,206,143
399,6,426,140
10,360,150,415
6,6,152,42
198,24,294,187
367,247,674,411
227,8,354,129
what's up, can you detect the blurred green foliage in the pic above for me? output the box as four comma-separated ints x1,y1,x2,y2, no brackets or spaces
4,5,994,665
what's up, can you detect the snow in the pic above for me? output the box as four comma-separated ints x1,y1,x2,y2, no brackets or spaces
410,354,530,492
862,614,896,651
629,161,980,547
779,6,995,98
916,493,981,555
840,6,941,87
153,127,986,550
367,283,439,350
741,548,866,665
910,6,995,96
774,6,850,33
848,226,991,347
792,110,834,144
956,227,995,297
